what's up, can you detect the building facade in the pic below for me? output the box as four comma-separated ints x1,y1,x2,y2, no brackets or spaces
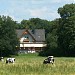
16,29,46,53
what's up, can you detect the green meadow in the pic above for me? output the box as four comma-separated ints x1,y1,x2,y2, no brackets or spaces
0,53,75,75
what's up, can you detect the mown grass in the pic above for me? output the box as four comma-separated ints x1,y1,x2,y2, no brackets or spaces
0,53,75,75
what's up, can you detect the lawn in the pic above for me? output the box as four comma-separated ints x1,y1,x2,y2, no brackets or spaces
0,53,75,75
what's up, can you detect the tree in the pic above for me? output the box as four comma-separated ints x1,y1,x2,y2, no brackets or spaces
0,16,18,56
39,19,59,56
57,4,75,56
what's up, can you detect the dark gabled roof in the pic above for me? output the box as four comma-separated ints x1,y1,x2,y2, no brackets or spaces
34,29,45,41
27,30,35,40
16,29,45,41
16,29,25,38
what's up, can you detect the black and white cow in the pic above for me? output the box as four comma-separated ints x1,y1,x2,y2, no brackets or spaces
6,58,15,64
0,57,4,61
43,56,54,64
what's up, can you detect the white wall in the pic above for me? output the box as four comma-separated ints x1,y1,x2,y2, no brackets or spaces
20,43,47,47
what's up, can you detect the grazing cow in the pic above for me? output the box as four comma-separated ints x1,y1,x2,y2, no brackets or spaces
43,56,54,64
6,58,15,64
0,57,4,61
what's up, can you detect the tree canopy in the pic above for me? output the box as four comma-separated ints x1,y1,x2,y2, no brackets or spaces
57,3,75,56
0,16,18,56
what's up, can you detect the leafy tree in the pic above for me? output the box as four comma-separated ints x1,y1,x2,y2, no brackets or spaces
57,4,75,56
20,18,51,36
0,16,18,56
39,19,59,56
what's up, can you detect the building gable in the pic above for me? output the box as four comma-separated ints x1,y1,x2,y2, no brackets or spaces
19,30,35,43
16,29,45,42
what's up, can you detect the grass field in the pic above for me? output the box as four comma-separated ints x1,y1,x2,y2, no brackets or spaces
0,53,75,75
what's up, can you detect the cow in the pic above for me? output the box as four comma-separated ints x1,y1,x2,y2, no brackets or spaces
6,58,15,64
43,56,54,64
0,57,4,61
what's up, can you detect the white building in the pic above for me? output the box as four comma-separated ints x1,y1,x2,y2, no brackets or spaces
16,29,46,53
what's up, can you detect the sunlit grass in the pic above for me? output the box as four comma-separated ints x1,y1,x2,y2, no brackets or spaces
0,53,75,75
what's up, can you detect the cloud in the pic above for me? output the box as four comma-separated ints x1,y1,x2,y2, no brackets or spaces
28,7,60,20
50,0,74,3
50,0,61,3
63,0,74,3
28,7,47,17
31,0,44,4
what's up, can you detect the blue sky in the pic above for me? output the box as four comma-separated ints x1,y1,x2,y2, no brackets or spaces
0,0,74,22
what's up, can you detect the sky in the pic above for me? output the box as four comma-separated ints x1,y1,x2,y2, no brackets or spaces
0,0,74,22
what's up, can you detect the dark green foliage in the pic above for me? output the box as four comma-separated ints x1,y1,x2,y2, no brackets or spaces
39,4,75,57
39,33,59,56
17,18,51,36
0,16,19,56
39,19,59,56
57,4,75,56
